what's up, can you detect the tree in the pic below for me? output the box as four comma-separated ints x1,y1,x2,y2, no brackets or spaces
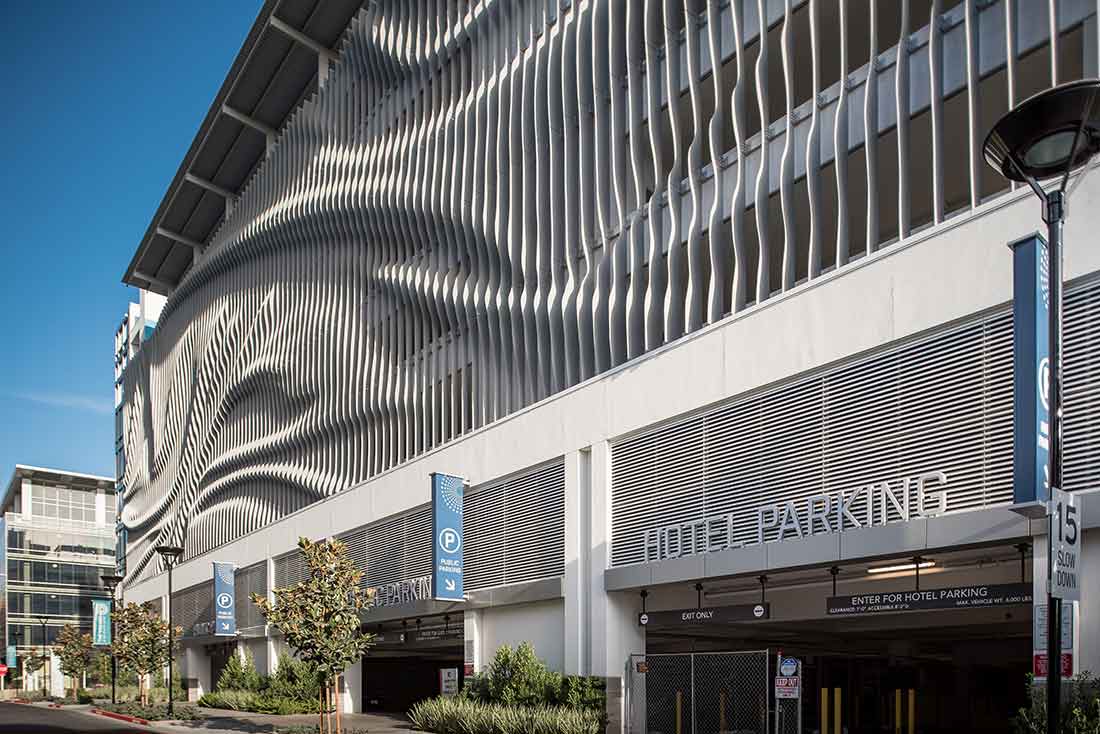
111,602,180,706
54,625,94,698
251,537,375,734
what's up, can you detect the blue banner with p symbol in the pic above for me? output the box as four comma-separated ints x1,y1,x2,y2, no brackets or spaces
214,562,236,636
431,473,465,602
1011,233,1051,505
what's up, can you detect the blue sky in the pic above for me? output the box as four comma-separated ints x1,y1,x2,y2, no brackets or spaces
0,2,261,480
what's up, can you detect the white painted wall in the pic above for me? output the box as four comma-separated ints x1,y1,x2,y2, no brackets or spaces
479,600,565,673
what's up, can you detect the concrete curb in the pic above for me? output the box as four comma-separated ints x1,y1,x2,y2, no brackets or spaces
91,707,152,725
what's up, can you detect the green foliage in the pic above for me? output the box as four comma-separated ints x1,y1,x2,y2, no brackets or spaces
200,653,323,715
251,537,376,733
557,676,606,711
23,651,46,675
199,689,321,715
408,696,603,734
267,653,324,703
98,701,203,721
54,625,96,697
250,538,376,682
462,643,605,712
275,727,370,734
91,650,112,686
111,602,182,706
1013,672,1100,733
76,688,95,704
216,651,265,692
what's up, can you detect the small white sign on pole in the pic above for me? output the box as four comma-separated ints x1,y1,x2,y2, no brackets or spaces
1049,488,1082,601
439,668,459,697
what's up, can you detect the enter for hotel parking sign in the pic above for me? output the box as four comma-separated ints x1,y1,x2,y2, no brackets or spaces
1049,488,1082,601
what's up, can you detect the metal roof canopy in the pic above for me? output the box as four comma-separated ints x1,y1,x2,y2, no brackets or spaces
122,0,364,295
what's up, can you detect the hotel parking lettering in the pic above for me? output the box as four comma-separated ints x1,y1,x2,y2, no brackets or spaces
643,471,948,563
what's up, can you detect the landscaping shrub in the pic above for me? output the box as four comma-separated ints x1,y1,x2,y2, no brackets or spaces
198,689,259,711
1013,672,1100,733
411,644,606,734
409,696,603,734
216,651,265,692
461,642,605,712
267,653,324,703
98,701,203,721
200,654,322,714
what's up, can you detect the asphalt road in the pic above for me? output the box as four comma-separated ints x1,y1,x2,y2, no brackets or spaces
0,703,159,733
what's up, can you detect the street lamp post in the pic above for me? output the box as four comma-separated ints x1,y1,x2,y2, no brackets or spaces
101,574,125,705
154,545,184,717
985,78,1100,734
36,616,49,698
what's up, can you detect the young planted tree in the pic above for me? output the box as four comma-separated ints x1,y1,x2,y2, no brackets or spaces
54,625,95,698
112,602,180,706
251,537,375,734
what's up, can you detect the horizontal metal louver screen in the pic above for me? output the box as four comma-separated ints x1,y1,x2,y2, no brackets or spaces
610,279,1100,567
172,580,213,636
273,550,307,588
234,562,267,630
336,460,565,593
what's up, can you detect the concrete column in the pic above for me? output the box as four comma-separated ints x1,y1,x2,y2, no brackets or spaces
564,448,591,675
265,556,277,675
587,441,644,734
95,490,106,527
341,659,362,713
1079,527,1100,673
464,608,484,674
20,479,31,516
49,652,63,697
183,645,210,698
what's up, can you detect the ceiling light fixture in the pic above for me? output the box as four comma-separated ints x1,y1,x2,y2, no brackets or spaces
866,560,935,575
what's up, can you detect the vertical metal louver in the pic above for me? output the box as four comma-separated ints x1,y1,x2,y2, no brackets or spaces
335,460,565,593
234,561,267,630
611,279,1100,567
118,0,1095,585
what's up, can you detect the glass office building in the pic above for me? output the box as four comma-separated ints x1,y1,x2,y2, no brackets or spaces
2,466,115,690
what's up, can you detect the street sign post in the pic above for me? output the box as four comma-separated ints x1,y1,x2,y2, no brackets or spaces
1049,488,1082,601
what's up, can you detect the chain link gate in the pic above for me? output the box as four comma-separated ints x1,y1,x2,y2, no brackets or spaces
627,651,770,734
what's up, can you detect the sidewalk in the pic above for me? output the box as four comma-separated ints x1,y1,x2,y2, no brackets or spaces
138,707,420,734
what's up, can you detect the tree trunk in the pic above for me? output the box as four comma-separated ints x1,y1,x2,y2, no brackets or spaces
334,674,341,734
319,682,326,734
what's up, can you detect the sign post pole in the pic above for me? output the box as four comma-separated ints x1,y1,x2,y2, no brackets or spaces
1045,190,1066,734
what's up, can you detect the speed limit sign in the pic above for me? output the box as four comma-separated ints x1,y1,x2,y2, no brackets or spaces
1049,488,1081,601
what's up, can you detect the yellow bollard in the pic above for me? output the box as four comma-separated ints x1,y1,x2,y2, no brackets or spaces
719,690,727,732
821,687,830,734
894,689,902,734
675,690,682,734
908,689,915,734
833,688,841,734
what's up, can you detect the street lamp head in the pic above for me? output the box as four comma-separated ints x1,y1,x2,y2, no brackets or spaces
984,79,1100,184
154,545,184,563
101,573,124,591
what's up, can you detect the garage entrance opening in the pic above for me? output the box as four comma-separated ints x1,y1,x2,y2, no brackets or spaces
639,606,1030,733
361,613,463,713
